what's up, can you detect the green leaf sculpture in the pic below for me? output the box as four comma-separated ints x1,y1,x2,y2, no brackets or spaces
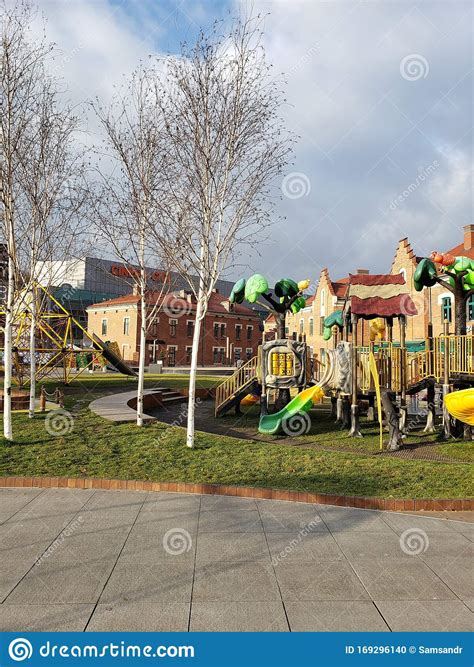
229,278,246,304
244,274,268,303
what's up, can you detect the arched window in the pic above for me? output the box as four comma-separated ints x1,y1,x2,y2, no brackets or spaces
399,268,407,282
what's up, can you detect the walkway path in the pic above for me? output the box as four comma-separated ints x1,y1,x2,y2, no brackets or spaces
0,488,472,631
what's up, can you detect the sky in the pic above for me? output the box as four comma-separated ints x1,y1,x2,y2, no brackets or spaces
25,0,473,286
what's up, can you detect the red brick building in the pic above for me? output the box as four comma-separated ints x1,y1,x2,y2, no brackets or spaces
87,289,262,367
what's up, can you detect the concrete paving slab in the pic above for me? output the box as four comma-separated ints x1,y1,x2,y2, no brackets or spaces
0,541,54,602
198,508,263,533
45,527,130,563
319,508,394,534
333,531,423,560
0,603,94,631
422,556,474,600
446,520,474,541
193,562,281,601
285,601,390,631
259,508,327,534
5,559,116,604
99,561,194,604
275,560,370,601
196,533,270,564
417,532,473,559
86,602,190,631
141,493,201,513
375,600,474,632
463,599,474,612
266,532,344,563
200,496,257,512
351,558,457,600
190,602,289,631
0,489,44,518
120,527,195,564
381,513,460,535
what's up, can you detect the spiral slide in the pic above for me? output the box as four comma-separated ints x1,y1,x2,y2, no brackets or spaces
444,388,474,426
258,385,324,435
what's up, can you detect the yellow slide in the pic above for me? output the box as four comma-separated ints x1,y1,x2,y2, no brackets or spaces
444,388,474,426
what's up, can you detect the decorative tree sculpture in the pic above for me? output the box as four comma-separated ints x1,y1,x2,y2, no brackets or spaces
230,274,310,408
415,251,474,439
414,252,474,335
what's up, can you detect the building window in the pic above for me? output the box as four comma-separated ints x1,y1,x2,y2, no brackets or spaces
220,323,226,338
299,319,304,335
101,319,107,336
246,325,253,340
185,346,192,364
319,316,325,335
442,297,452,323
320,288,326,316
150,318,159,336
213,347,225,364
167,346,177,366
309,318,314,336
468,295,474,322
246,347,253,360
235,324,242,340
170,319,177,337
123,317,130,336
213,322,219,337
234,348,241,362
186,320,194,337
399,268,407,282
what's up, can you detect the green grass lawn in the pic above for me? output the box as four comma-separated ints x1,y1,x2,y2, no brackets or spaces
0,373,472,499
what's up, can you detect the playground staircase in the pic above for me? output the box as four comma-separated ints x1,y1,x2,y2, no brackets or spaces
215,356,259,417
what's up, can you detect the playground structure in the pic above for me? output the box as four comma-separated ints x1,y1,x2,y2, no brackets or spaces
215,269,474,449
0,283,137,387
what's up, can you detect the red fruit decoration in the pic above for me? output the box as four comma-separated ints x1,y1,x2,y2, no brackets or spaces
430,251,455,267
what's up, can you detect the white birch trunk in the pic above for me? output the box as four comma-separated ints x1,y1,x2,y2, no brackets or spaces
28,287,36,418
3,254,14,440
136,291,147,427
186,291,204,449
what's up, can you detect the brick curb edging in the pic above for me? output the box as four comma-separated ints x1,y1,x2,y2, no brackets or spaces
0,476,472,511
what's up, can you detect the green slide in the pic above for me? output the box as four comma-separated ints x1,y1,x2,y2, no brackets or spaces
258,385,324,435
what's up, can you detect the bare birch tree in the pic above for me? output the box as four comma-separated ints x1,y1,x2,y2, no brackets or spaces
16,76,88,418
151,16,293,448
0,1,53,439
92,65,171,426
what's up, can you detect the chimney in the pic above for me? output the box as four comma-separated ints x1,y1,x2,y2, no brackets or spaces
463,224,474,251
356,268,370,275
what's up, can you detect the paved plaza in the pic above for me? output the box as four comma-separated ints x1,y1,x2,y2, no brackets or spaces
0,488,472,632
